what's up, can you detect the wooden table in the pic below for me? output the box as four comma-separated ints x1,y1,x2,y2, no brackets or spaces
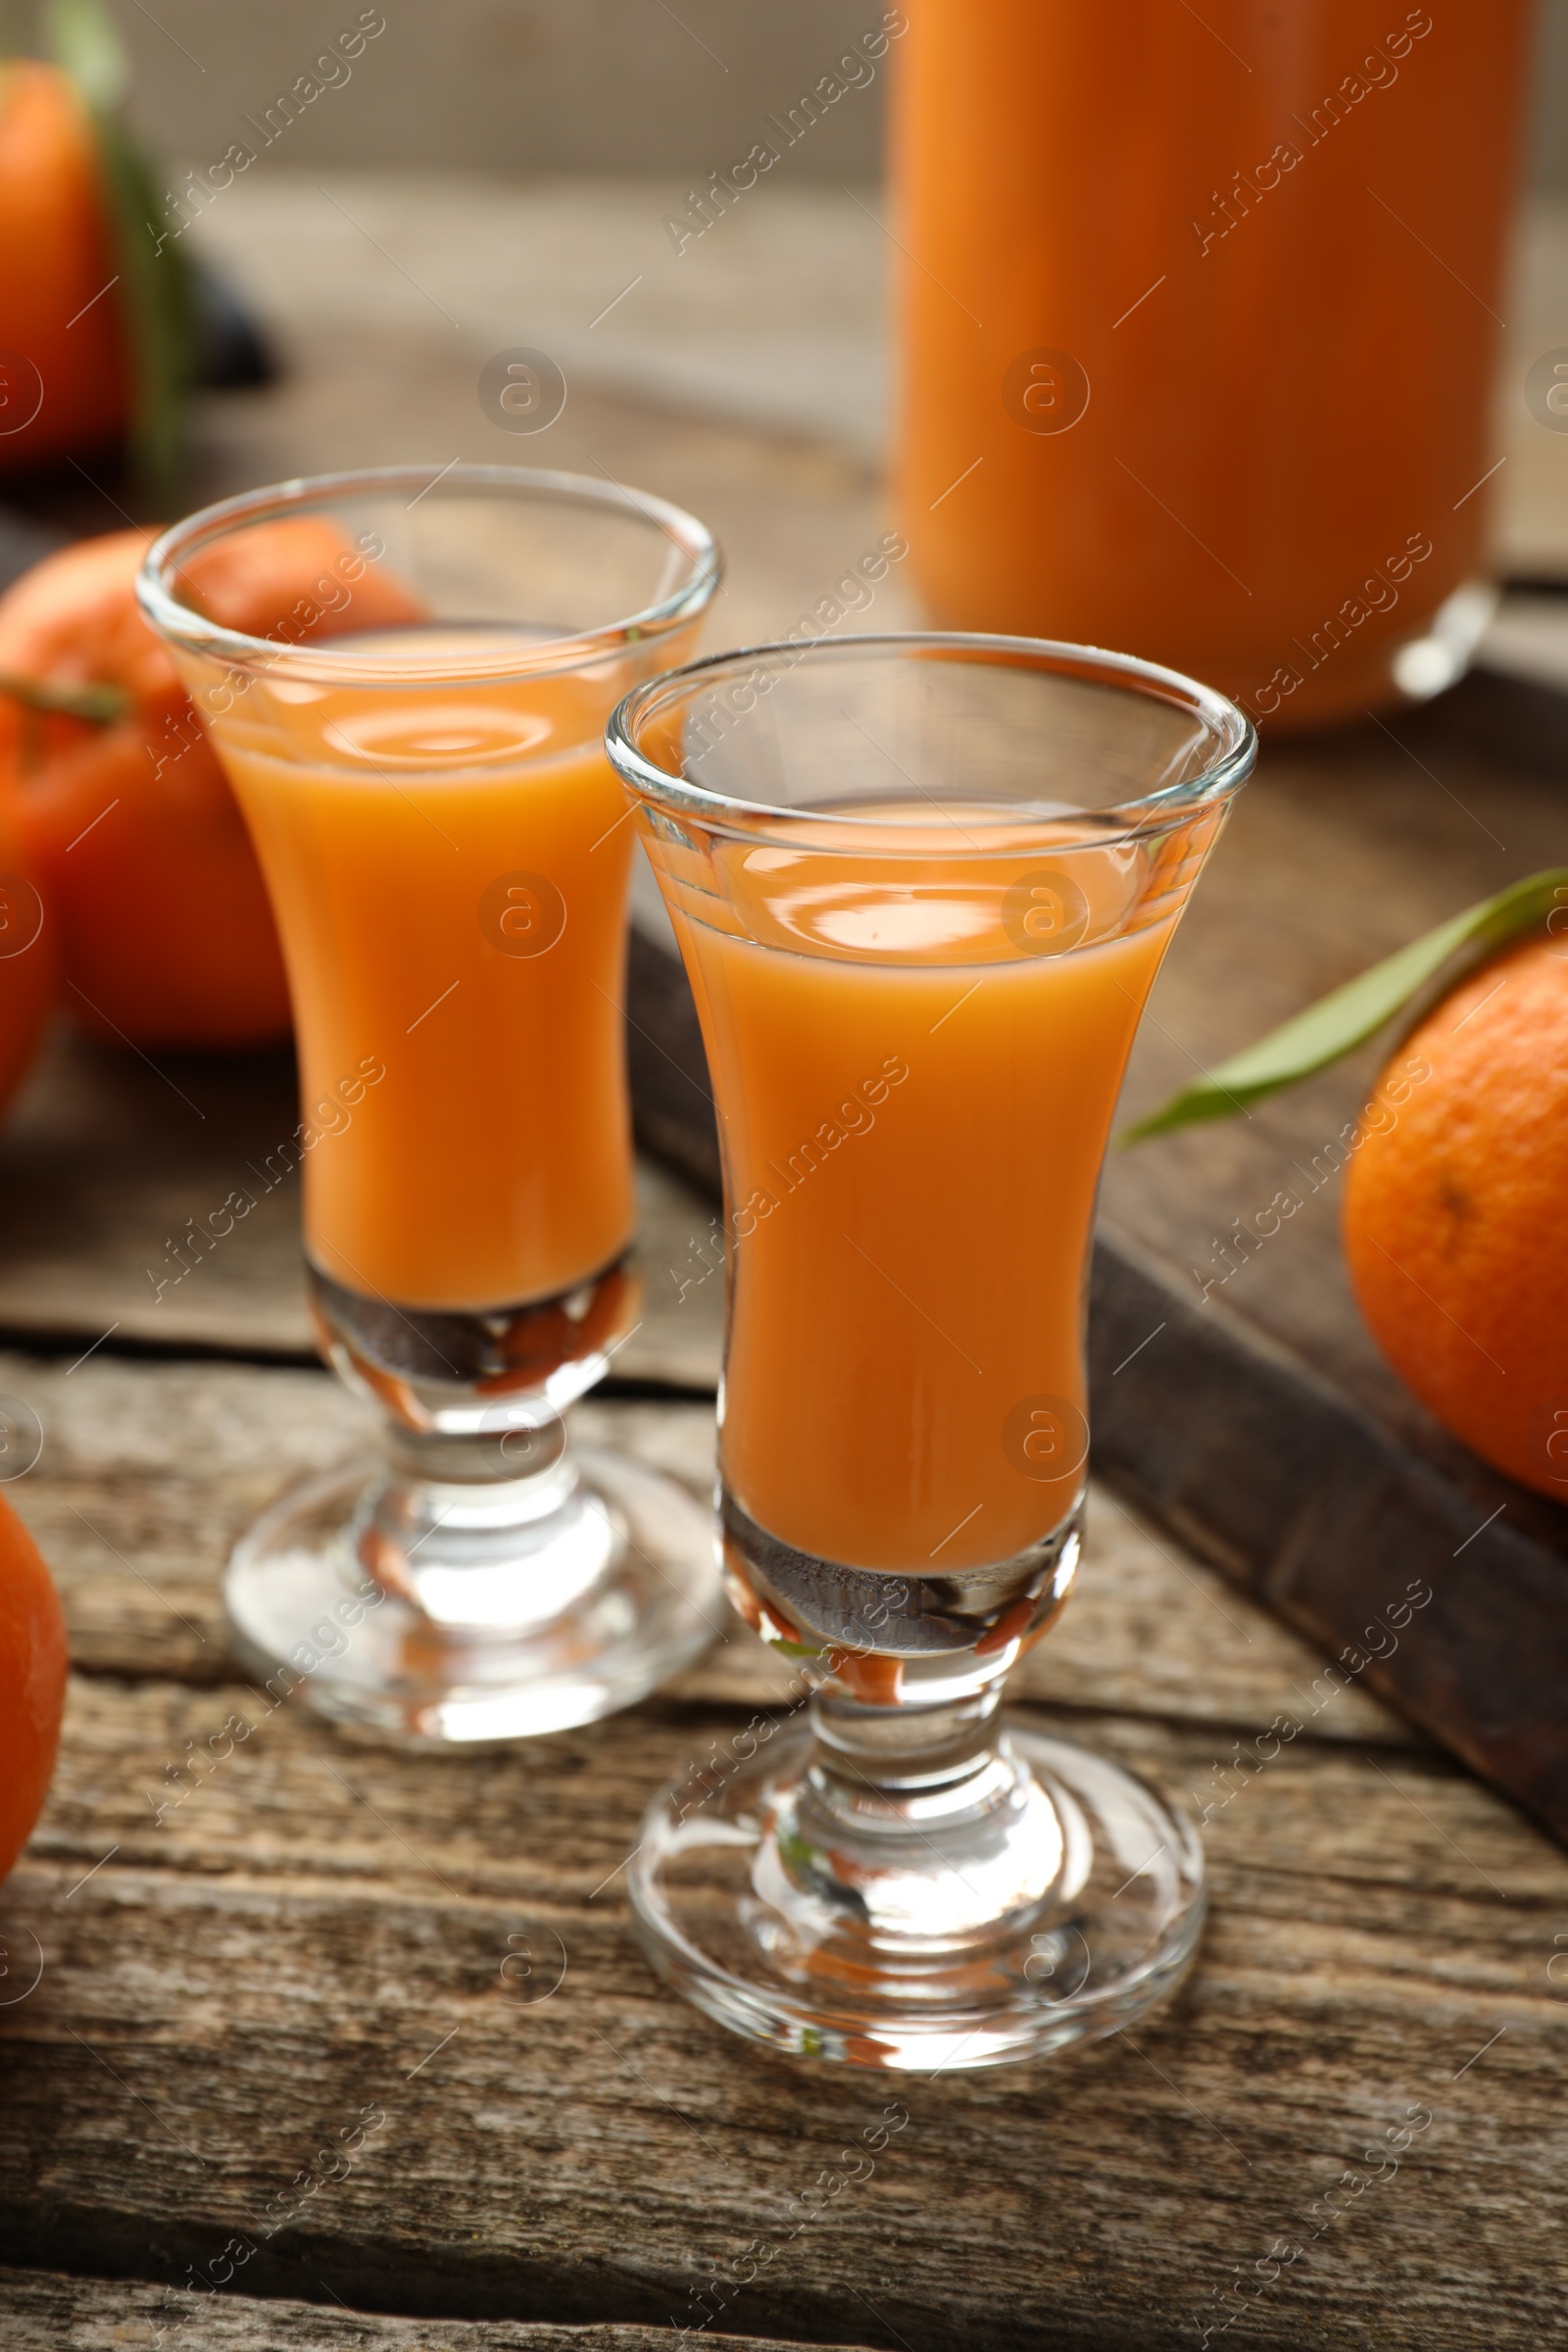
6,1343,1566,2352
3,195,1568,2350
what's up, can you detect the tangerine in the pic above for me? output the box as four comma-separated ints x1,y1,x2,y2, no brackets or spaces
0,530,291,1049
0,64,130,472
0,1484,69,1886
0,519,422,1051
1343,932,1568,1498
174,513,428,639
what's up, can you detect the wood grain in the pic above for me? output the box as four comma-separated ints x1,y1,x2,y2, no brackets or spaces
1,1355,1563,2352
0,1671,1562,2352
0,1347,1405,1742
25,1664,1552,1924
0,2268,857,2351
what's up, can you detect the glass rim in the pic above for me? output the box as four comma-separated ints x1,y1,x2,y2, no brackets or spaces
136,463,723,686
606,630,1257,844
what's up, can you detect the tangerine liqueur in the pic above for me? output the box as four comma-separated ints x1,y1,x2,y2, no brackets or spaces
657,803,1192,1576
202,626,637,1312
894,0,1530,725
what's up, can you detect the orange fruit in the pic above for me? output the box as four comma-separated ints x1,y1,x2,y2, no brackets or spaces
0,1487,69,1886
0,64,131,472
1343,933,1568,1497
0,520,420,1051
0,529,422,1054
175,513,428,639
0,530,291,1049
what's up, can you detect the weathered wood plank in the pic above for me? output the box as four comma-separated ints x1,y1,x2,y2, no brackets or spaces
0,1348,1406,1743
3,1350,1553,2350
25,1665,1559,1922
0,2267,857,2351
0,1665,1562,2352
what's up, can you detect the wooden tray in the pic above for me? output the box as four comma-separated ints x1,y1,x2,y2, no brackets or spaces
620,664,1568,1848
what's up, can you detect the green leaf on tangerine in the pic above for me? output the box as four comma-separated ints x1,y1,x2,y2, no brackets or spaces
1120,864,1568,1144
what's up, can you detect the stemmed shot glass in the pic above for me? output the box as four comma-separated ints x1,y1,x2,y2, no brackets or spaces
607,633,1254,2067
139,466,726,1743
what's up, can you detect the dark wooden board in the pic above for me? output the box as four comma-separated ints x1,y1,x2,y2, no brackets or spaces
1,1351,1566,2352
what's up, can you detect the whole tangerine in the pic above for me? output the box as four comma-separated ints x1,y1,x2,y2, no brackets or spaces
0,1485,69,1886
0,65,131,473
0,530,291,1049
1343,932,1568,1498
0,519,422,1052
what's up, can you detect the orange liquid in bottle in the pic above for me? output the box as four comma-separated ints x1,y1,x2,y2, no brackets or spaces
893,0,1529,726
660,813,1190,1572
203,631,638,1311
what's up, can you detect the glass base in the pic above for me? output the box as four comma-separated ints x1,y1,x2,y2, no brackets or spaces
627,1722,1204,2070
224,1441,724,1746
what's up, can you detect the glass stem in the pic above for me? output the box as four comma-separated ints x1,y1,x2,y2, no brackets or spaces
772,1654,1070,1948
355,1421,588,1616
805,1657,1016,1832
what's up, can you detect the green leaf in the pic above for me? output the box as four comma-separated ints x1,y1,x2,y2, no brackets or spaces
0,670,129,722
1121,864,1568,1144
43,0,124,107
45,0,196,503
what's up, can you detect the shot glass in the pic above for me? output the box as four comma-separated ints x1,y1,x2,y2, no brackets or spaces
606,631,1254,2066
139,466,727,1743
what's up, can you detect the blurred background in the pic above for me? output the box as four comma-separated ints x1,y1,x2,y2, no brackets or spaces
6,0,1568,500
112,0,897,178
91,0,1568,182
